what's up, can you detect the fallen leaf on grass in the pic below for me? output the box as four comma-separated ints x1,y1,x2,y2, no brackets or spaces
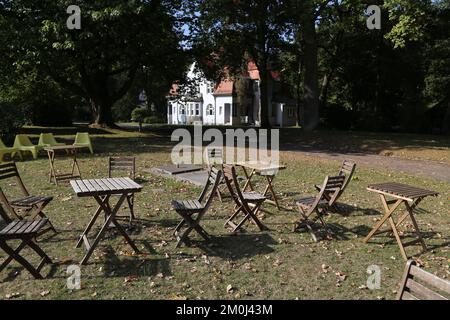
40,290,50,297
226,284,235,294
5,292,21,299
124,276,139,283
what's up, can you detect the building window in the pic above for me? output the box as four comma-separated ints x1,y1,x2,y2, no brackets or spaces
180,106,185,115
195,103,200,116
206,82,214,94
206,104,214,116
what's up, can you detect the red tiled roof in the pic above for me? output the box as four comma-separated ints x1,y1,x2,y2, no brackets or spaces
213,79,234,95
246,61,280,81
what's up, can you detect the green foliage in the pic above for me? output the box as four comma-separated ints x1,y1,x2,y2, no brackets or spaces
131,106,150,122
2,0,187,125
143,115,165,124
0,101,29,144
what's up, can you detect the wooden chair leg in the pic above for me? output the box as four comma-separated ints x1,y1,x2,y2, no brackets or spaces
0,238,46,279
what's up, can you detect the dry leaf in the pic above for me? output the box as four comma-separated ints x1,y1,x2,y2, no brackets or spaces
40,290,50,297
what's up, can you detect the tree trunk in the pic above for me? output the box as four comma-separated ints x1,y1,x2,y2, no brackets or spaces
90,98,115,127
300,11,320,132
259,68,271,128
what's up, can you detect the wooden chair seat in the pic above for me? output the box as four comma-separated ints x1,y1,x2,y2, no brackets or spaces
294,175,346,242
242,192,266,202
171,167,222,248
10,195,53,208
295,197,328,208
0,219,49,239
223,165,268,232
0,162,56,234
0,218,53,279
171,199,205,212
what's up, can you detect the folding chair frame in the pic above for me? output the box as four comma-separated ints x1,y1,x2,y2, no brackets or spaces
314,160,356,213
296,175,345,242
222,165,268,233
0,219,53,279
108,156,137,223
0,162,56,234
172,167,222,247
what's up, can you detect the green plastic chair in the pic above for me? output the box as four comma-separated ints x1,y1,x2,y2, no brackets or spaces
73,132,93,154
13,135,42,160
0,138,20,162
38,133,66,148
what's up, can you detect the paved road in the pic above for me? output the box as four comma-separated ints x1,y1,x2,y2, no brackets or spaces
289,150,450,183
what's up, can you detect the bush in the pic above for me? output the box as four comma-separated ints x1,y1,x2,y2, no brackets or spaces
0,101,29,144
131,106,150,122
143,115,165,124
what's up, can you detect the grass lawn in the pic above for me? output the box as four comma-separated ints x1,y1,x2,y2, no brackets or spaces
0,127,449,300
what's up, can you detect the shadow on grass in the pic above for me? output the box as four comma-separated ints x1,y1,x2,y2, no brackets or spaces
191,232,277,260
100,245,171,278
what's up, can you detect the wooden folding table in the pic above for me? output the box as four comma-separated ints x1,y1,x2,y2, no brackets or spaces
45,145,83,186
364,182,439,261
235,162,286,210
70,177,142,265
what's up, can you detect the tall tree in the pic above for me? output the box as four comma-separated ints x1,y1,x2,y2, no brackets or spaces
190,0,285,128
1,0,185,127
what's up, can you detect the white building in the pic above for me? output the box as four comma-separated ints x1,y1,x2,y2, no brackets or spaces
167,62,296,127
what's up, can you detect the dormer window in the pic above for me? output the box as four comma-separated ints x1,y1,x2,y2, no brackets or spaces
206,82,214,94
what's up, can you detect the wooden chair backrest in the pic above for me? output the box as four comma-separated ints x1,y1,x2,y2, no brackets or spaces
310,175,346,212
206,147,224,168
0,163,29,223
108,157,136,180
222,165,252,210
0,162,29,196
338,160,356,192
397,260,450,300
197,167,222,209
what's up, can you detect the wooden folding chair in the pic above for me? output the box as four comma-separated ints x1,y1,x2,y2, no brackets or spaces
171,167,222,247
206,147,227,202
108,156,136,222
0,218,53,279
397,260,450,300
0,162,56,235
314,160,356,213
222,165,268,233
295,175,345,242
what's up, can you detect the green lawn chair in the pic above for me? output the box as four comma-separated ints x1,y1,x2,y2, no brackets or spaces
73,132,93,154
13,135,42,160
38,133,66,148
0,138,20,162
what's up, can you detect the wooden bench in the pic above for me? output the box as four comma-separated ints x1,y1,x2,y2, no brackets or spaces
397,260,450,300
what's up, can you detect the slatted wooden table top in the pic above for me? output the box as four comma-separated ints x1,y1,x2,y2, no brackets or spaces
367,182,439,201
70,177,142,197
235,162,286,172
44,145,85,152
